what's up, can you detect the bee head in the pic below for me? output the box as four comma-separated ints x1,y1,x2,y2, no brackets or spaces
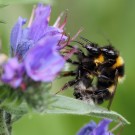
86,43,101,56
101,45,119,59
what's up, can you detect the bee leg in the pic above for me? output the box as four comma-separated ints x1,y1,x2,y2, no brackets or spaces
56,65,82,95
60,71,77,77
98,74,112,81
91,93,104,104
73,92,83,100
60,79,78,91
94,89,111,99
66,59,79,65
96,97,104,104
55,79,79,94
93,89,111,104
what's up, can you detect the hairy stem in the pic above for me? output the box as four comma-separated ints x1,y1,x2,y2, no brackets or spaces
5,112,12,135
0,109,10,135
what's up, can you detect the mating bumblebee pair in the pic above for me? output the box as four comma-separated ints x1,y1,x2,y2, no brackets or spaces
59,37,125,110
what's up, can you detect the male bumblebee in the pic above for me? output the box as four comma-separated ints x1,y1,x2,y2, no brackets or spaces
58,37,125,110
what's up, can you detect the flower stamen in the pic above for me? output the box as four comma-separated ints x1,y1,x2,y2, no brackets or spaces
28,5,36,28
71,27,84,41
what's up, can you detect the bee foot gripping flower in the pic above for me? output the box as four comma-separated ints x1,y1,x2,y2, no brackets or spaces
77,119,113,135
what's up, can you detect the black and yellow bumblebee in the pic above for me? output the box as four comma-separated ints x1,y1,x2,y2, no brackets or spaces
58,37,125,109
92,45,125,108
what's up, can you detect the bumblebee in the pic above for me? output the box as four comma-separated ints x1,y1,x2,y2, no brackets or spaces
59,37,102,92
58,37,125,109
92,45,125,108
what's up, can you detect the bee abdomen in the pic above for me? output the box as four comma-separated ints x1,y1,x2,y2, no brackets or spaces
117,64,125,82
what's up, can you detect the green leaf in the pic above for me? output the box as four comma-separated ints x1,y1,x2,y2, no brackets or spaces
1,94,130,125
44,95,130,125
0,0,53,4
2,102,29,123
2,102,28,116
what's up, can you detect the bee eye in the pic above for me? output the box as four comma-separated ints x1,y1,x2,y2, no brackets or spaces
108,50,115,56
86,45,99,54
101,48,115,56
101,48,108,53
91,48,98,53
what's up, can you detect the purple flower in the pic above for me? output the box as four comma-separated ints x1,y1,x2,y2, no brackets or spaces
77,119,113,135
1,58,25,88
24,37,65,82
10,4,66,59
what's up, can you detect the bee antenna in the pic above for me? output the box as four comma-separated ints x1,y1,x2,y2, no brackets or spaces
97,29,112,45
106,39,112,46
79,36,92,43
71,40,85,46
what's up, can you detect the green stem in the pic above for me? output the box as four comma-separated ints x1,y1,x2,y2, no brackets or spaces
0,109,9,135
5,112,12,135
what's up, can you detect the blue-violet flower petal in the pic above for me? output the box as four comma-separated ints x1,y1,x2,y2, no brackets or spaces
77,119,113,135
24,37,65,82
10,4,66,60
10,17,27,55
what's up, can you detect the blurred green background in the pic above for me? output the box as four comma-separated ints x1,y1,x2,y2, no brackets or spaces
0,0,135,134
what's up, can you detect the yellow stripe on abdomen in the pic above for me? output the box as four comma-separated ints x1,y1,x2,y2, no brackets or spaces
112,56,124,69
108,85,116,94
